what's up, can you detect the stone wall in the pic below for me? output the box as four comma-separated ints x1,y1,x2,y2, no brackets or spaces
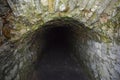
0,37,36,80
7,0,119,25
0,0,120,80
7,0,120,42
26,18,120,80
0,17,120,80
76,40,120,80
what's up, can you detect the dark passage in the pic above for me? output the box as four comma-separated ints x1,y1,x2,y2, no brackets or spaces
31,19,90,80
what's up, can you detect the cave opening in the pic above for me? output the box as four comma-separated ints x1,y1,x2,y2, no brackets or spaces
41,26,76,55
31,18,90,80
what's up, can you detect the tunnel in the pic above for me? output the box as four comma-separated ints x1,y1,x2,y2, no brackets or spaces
29,18,93,80
0,0,120,80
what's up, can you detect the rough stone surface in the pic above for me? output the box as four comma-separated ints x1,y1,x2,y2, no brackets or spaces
5,0,120,40
0,0,120,80
79,41,120,80
0,40,35,80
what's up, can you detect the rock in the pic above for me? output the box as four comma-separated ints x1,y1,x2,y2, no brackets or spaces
59,4,67,12
0,5,9,16
0,18,3,35
10,65,18,78
54,0,60,11
68,0,76,11
41,0,48,6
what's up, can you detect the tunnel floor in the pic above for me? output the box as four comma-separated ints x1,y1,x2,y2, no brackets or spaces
31,46,89,80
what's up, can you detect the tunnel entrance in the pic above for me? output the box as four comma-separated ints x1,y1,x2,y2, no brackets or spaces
31,18,91,80
42,26,75,53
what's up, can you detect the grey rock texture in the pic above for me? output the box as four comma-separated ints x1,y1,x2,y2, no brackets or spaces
76,40,120,80
0,0,120,80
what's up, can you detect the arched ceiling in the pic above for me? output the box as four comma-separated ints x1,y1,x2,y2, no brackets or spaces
0,1,120,80
7,0,120,25
0,0,120,42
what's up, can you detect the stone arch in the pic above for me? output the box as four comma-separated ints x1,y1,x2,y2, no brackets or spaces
0,0,120,80
29,17,99,80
